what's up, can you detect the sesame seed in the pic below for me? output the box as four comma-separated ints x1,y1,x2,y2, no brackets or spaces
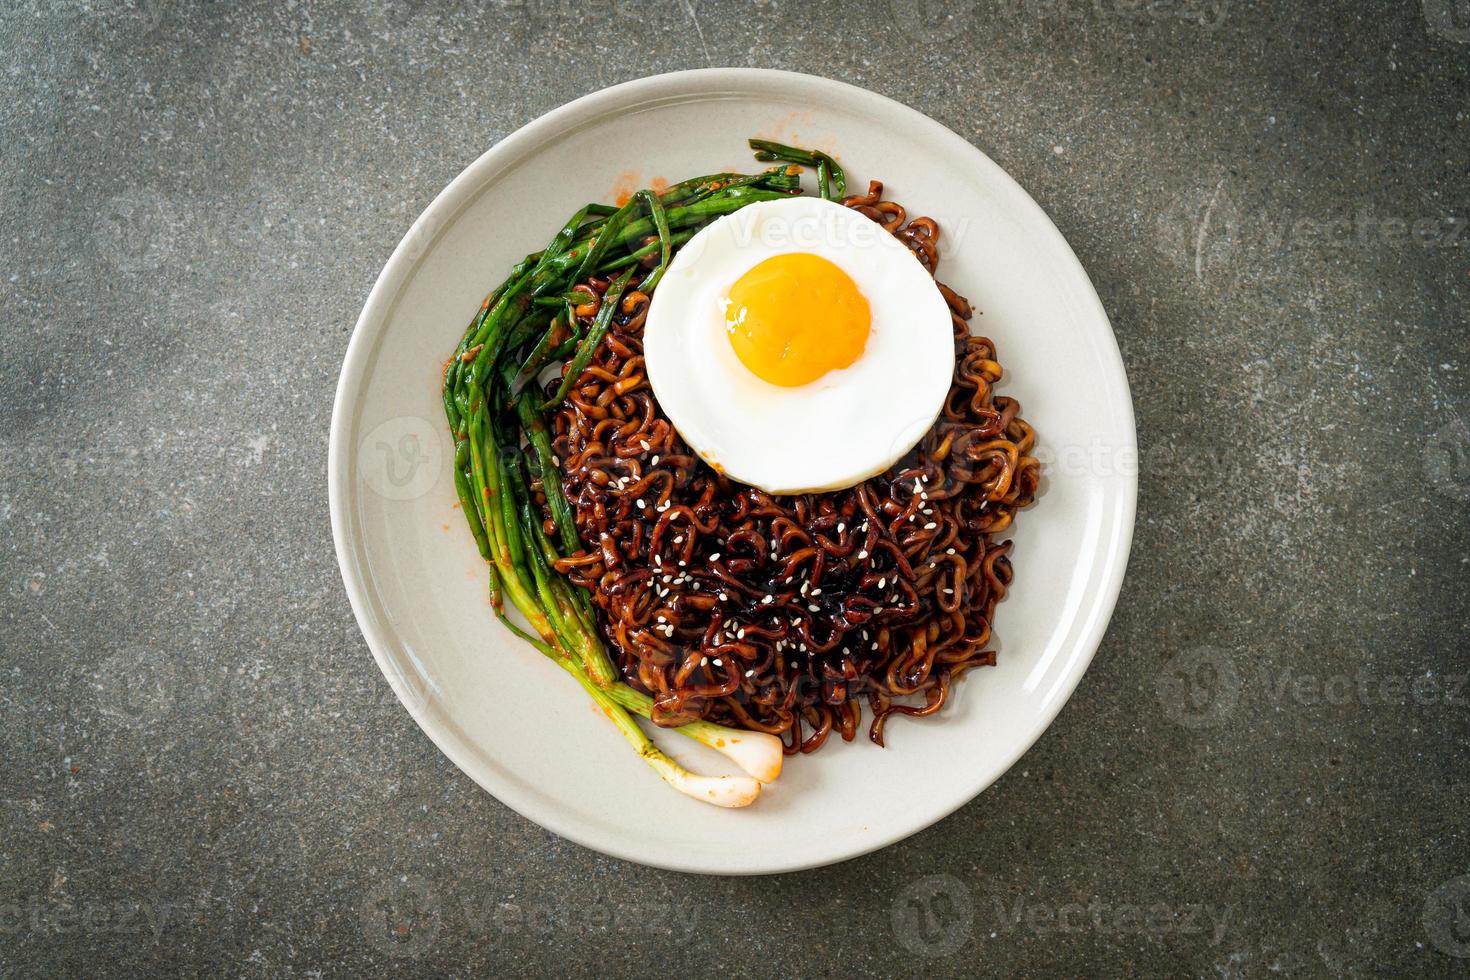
810,588,821,596
808,604,820,612
641,440,650,450
709,553,721,561
636,499,646,508
943,588,954,595
745,669,754,678
836,522,845,532
914,479,923,493
737,628,746,638
718,592,728,601
761,595,774,605
678,560,686,567
712,658,723,667
924,522,937,530
858,550,869,559
700,656,708,666
674,535,683,544
877,577,886,588
946,548,956,555
651,455,659,465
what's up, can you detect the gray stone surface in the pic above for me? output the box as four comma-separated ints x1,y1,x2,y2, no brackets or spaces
1,0,1467,975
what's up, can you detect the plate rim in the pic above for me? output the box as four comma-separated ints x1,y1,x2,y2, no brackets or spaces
328,67,1138,875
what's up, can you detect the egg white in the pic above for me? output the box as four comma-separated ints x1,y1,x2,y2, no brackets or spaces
642,196,956,495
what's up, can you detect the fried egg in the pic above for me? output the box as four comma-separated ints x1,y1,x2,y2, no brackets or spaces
643,195,955,494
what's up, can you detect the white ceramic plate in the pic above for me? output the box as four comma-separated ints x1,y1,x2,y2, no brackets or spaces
329,69,1136,875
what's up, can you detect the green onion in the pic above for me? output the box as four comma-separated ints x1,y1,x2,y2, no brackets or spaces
439,142,849,803
748,138,846,200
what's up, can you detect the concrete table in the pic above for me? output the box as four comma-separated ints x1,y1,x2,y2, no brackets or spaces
2,1,1466,974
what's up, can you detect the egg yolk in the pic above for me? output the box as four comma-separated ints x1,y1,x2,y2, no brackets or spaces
724,253,871,387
